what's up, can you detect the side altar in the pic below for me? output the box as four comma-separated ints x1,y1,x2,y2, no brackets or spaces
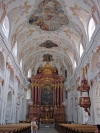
28,63,65,123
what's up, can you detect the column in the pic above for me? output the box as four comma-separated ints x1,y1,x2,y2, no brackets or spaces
57,84,59,106
0,79,4,124
14,77,18,123
11,84,16,123
31,86,33,101
1,63,11,124
32,85,35,105
23,92,27,121
38,86,40,106
35,85,37,106
60,83,63,106
54,84,57,106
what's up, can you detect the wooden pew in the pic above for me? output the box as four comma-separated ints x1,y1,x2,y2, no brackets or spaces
0,123,31,133
55,123,96,133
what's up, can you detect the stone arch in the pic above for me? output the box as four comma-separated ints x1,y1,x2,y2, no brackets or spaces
0,51,5,72
91,52,99,72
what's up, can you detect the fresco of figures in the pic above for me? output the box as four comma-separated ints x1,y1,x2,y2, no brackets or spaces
43,54,54,62
29,0,69,31
39,40,58,48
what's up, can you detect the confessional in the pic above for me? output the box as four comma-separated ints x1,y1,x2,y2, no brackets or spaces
28,63,65,124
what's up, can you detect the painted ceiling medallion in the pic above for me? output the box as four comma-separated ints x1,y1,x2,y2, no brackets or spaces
39,40,58,48
43,54,54,62
29,0,69,31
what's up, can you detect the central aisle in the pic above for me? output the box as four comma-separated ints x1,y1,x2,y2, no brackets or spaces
38,128,58,133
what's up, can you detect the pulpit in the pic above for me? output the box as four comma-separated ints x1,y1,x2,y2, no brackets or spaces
28,63,65,123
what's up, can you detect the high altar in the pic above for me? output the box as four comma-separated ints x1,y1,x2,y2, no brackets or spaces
28,63,65,124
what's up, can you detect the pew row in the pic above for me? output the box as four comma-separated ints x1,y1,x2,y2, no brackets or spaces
0,123,31,133
55,123,96,133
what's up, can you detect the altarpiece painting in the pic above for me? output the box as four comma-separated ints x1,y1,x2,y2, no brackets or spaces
41,84,53,105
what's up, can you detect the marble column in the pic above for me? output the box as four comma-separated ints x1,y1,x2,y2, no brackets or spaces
31,86,33,101
38,86,40,106
60,83,63,106
57,84,59,106
32,86,35,105
54,85,57,106
35,86,37,106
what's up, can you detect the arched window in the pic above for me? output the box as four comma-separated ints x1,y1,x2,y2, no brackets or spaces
65,69,67,78
28,69,32,78
80,43,84,57
13,41,17,57
20,59,22,69
74,60,76,68
2,16,9,38
88,18,95,41
26,89,31,99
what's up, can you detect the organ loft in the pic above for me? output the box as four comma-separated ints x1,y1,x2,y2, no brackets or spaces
28,63,65,124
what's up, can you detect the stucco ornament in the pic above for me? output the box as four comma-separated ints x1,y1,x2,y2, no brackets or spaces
27,100,33,105
62,99,67,107
96,107,100,118
95,84,100,97
16,97,21,105
96,55,100,69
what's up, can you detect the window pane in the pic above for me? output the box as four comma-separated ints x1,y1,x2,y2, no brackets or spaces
20,59,22,69
28,69,32,78
2,16,9,38
13,41,17,57
80,43,84,57
88,18,95,41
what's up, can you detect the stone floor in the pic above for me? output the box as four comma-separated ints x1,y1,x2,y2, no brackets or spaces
38,128,58,133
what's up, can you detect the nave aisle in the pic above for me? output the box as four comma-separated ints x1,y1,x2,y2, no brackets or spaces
38,128,58,133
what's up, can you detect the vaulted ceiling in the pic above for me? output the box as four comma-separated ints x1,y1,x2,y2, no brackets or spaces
3,0,98,78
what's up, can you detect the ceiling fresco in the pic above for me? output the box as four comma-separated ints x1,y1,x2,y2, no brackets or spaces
29,0,69,31
43,54,54,62
0,0,99,78
39,40,58,48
